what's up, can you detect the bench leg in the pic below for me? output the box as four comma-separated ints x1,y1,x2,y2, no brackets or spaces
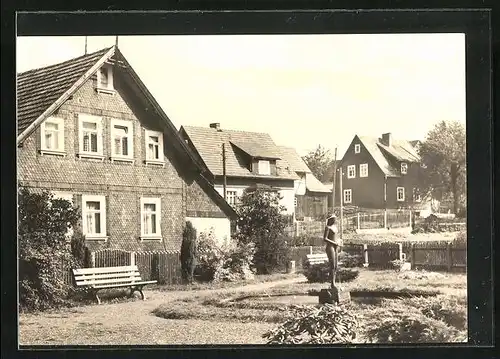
129,286,145,300
137,286,145,300
93,290,101,305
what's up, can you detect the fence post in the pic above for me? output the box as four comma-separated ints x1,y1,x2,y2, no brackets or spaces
357,213,360,230
384,210,388,229
295,221,300,237
90,252,96,268
447,242,453,271
130,251,135,266
409,210,412,228
397,243,403,261
410,243,415,269
309,246,313,255
363,244,369,267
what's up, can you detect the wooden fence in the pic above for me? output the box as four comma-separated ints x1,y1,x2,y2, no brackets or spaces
288,240,466,272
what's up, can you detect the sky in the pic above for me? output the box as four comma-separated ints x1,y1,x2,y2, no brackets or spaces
16,34,466,158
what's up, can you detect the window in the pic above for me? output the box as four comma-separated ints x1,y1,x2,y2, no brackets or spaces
82,195,107,240
258,160,271,175
226,190,237,205
347,165,356,179
78,114,103,159
354,144,361,154
401,162,408,174
359,163,368,177
97,65,114,93
397,187,405,202
40,117,65,154
145,130,164,164
52,192,74,239
413,188,421,202
343,189,352,204
141,198,161,240
111,119,133,161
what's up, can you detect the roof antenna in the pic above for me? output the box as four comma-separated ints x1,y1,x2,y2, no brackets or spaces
84,36,88,55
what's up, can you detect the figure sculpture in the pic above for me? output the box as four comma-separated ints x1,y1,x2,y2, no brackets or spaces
323,214,342,303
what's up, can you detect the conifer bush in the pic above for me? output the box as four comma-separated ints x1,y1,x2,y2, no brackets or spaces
180,221,197,283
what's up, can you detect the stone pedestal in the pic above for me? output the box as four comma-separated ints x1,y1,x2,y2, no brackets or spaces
318,288,351,304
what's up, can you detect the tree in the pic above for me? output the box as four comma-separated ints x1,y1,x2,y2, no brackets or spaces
235,189,289,274
180,221,197,283
18,187,80,311
302,145,333,182
419,120,466,215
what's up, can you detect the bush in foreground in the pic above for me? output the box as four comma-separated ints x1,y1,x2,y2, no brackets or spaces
304,262,359,283
262,304,358,344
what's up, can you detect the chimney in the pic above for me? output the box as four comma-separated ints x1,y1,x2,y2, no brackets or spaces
210,123,221,131
381,133,392,147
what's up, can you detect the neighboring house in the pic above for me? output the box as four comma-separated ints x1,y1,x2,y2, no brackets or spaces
336,132,424,210
179,124,298,214
17,46,237,252
277,146,331,220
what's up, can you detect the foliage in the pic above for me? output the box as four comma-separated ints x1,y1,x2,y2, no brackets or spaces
365,312,465,343
263,304,358,344
18,187,80,311
419,120,466,215
180,221,197,283
389,259,406,271
195,230,255,282
338,251,364,268
235,189,290,274
303,262,359,283
70,230,89,267
302,145,333,182
417,296,467,330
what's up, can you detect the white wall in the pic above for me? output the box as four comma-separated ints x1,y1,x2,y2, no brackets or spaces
278,187,296,214
294,174,306,196
186,217,231,245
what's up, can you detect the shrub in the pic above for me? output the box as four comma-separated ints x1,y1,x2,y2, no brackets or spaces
18,188,80,311
70,231,89,267
365,312,466,343
262,304,358,344
338,251,364,268
304,262,359,283
235,189,290,274
404,295,467,330
180,221,197,283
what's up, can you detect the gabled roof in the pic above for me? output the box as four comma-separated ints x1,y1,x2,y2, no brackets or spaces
356,135,421,177
230,140,281,160
181,126,298,180
277,146,311,173
16,46,237,219
305,173,331,193
17,47,114,139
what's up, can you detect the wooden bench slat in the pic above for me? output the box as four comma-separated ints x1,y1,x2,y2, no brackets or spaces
73,266,138,275
75,277,143,286
75,272,141,281
93,280,157,289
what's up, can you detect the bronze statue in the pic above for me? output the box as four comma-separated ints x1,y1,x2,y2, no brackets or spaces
323,214,342,302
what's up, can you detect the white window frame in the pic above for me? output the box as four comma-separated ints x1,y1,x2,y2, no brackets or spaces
52,191,74,240
40,117,65,155
81,195,107,241
359,163,368,178
226,190,237,205
78,114,104,160
413,188,422,202
96,64,115,94
354,144,361,154
140,197,162,240
343,189,352,204
401,162,408,174
347,165,356,179
110,119,134,162
145,130,164,165
258,160,271,175
397,187,405,202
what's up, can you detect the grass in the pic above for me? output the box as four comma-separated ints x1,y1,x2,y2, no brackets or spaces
343,231,461,245
152,268,467,344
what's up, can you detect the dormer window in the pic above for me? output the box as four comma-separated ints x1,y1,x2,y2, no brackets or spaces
97,64,114,94
258,160,271,175
401,162,408,174
354,144,361,154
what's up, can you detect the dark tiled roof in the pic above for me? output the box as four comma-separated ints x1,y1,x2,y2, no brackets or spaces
182,126,298,180
17,47,113,135
230,140,281,159
277,146,311,173
357,136,421,177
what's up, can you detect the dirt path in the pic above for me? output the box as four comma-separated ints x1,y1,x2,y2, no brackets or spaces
19,276,306,346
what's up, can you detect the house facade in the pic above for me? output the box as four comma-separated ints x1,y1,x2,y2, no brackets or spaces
179,124,298,214
337,133,424,210
277,146,331,220
17,46,237,252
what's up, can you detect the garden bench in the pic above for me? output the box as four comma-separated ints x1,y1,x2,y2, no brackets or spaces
305,253,329,266
72,265,157,304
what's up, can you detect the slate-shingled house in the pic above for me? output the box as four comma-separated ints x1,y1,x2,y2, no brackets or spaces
179,124,298,214
337,133,424,209
17,46,237,251
277,146,331,220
